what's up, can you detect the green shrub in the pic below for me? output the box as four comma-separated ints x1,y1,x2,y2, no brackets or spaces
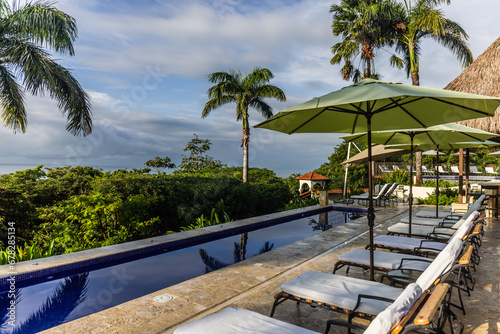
281,196,320,211
381,169,411,186
416,188,458,206
0,240,55,265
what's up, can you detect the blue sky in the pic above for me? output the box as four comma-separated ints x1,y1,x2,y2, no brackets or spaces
0,0,498,176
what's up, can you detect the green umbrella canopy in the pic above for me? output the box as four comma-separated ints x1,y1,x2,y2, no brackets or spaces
341,123,498,147
254,79,500,134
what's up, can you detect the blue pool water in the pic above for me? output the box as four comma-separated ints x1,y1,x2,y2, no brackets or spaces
0,209,363,333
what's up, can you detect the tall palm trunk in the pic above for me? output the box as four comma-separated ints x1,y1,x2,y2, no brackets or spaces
241,114,250,183
415,151,422,186
410,42,423,185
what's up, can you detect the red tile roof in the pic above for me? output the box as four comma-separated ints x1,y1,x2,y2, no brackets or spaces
295,172,330,181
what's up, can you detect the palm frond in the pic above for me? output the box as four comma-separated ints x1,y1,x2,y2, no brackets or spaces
256,241,274,255
202,95,234,118
252,84,286,102
390,54,404,70
429,27,473,67
199,248,229,273
1,35,92,136
249,98,273,119
0,65,27,133
5,0,77,55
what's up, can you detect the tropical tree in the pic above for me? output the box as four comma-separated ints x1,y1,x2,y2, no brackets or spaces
0,0,92,136
330,0,402,81
202,67,286,182
390,0,473,185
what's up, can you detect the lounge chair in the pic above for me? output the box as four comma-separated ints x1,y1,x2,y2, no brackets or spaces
415,209,454,219
421,166,434,175
388,212,481,238
351,183,391,205
469,166,482,174
173,307,321,334
372,213,481,256
437,165,449,174
399,195,484,227
174,283,460,334
333,248,434,274
379,182,399,206
485,166,499,175
451,166,460,174
332,211,479,274
270,238,463,323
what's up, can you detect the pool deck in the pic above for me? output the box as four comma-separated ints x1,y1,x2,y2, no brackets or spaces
42,203,499,334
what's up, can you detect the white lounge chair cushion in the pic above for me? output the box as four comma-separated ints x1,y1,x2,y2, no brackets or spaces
399,216,449,226
173,307,319,334
280,271,404,315
416,238,463,291
388,223,438,237
338,249,432,271
415,210,452,218
373,235,446,253
365,283,422,334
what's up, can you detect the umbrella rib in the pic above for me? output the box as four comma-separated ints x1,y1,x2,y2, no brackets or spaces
386,98,427,127
288,108,329,133
428,97,493,116
383,132,398,145
351,114,359,134
423,132,437,146
459,132,491,141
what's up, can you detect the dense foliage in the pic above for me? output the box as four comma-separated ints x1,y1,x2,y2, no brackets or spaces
0,166,292,256
416,188,459,206
381,169,411,186
315,142,369,191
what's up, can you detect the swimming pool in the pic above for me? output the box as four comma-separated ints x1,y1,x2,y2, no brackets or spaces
0,207,364,333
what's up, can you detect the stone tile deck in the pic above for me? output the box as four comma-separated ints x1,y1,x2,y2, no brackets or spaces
42,204,499,334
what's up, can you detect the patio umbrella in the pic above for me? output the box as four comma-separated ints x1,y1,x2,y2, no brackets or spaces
342,123,497,233
342,144,410,166
255,78,500,281
422,150,446,155
451,151,476,156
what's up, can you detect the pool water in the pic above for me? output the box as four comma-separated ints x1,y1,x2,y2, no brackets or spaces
0,210,361,333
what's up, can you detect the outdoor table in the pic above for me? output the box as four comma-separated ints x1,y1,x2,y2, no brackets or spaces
479,181,500,218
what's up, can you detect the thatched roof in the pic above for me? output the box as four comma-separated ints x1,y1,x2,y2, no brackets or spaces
444,37,500,134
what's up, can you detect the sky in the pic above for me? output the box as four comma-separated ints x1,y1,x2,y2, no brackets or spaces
0,0,498,177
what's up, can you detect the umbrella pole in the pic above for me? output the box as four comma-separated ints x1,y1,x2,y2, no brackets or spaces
436,146,440,218
367,117,375,282
343,142,352,198
466,149,470,201
409,137,414,237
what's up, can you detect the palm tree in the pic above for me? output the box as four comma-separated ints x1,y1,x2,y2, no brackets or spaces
390,0,473,185
0,0,92,136
202,67,286,182
330,0,401,81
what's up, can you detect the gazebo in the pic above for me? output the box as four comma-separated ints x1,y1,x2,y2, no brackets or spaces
296,172,330,195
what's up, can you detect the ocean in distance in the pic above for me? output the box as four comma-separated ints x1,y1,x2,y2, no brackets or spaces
0,164,141,175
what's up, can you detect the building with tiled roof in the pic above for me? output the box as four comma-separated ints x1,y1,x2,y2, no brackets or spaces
295,172,330,195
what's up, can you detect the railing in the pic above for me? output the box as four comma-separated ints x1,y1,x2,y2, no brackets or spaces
374,162,500,177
